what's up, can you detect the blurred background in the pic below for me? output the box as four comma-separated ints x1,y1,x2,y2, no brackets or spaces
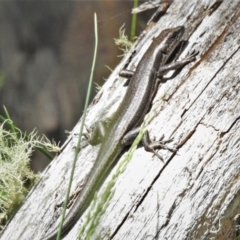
0,1,153,171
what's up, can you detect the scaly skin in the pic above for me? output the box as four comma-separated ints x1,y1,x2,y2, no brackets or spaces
42,26,188,240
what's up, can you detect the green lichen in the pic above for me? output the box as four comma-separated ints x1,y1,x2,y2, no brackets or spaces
0,120,59,229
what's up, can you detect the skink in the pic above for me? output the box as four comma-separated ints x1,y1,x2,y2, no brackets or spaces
42,26,196,240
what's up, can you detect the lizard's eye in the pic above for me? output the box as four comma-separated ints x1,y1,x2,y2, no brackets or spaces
161,50,167,54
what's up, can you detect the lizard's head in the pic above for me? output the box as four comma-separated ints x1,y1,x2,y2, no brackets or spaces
158,26,185,55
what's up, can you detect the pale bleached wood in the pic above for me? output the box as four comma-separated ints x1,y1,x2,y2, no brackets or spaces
1,0,240,240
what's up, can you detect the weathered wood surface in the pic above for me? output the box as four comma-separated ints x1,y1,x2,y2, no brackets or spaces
1,0,240,239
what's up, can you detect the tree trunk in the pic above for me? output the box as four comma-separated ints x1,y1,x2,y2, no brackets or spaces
1,0,240,239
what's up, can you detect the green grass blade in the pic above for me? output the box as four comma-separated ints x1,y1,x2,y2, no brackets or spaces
56,13,98,240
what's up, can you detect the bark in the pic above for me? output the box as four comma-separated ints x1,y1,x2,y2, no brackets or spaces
1,0,240,239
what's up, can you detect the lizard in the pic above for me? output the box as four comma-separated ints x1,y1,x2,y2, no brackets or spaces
42,26,197,240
